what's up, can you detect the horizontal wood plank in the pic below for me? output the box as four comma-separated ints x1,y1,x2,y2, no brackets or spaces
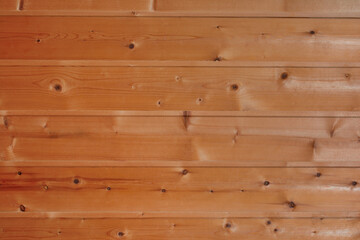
0,17,359,66
0,0,18,11
1,115,360,165
1,218,360,239
0,167,360,217
2,0,360,17
1,67,360,111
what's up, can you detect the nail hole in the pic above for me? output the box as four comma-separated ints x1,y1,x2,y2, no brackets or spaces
214,56,222,62
231,84,239,91
266,220,271,225
216,25,221,29
17,171,22,176
225,223,231,228
264,180,270,186
118,232,124,237
316,172,321,177
20,205,26,212
182,169,188,175
210,189,214,193
36,39,41,43
54,84,62,92
43,185,49,190
129,43,135,49
106,186,111,191
157,100,161,107
288,201,296,208
161,188,166,193
274,228,278,232
73,179,80,184
309,30,316,35
352,181,358,186
281,72,288,80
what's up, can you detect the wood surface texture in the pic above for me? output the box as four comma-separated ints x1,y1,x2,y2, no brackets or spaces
1,0,360,17
1,67,360,111
0,17,360,67
1,167,360,217
1,0,360,239
1,115,360,165
2,218,360,240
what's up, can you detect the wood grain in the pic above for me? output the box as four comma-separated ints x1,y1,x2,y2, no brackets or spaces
0,115,360,165
1,167,360,217
1,66,360,111
1,218,360,240
0,17,359,66
0,0,19,11
2,0,360,17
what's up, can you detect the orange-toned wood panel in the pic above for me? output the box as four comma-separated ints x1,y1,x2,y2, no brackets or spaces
0,167,359,217
1,116,360,165
0,0,18,11
1,218,360,240
0,17,359,66
0,67,360,111
4,0,360,17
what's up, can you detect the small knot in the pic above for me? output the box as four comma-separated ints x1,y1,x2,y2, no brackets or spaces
17,171,22,176
264,180,270,186
129,43,135,49
309,30,316,35
20,205,26,212
288,201,296,208
54,84,62,92
231,84,239,91
209,189,214,193
118,232,124,237
281,72,288,80
274,228,278,232
73,179,80,184
36,39,41,43
214,56,222,62
106,186,111,191
182,169,189,175
225,223,231,228
161,188,166,193
352,181,358,186
316,172,321,177
43,185,49,190
266,220,271,225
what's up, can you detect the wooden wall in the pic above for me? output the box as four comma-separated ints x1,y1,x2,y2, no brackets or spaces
1,0,360,239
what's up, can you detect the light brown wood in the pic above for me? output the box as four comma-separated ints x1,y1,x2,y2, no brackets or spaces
1,2,360,238
2,0,360,17
0,17,359,66
1,218,360,239
1,66,360,111
1,115,360,165
0,0,18,11
0,167,360,217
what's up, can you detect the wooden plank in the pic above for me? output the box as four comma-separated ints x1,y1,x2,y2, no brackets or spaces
1,115,360,165
1,218,360,240
155,0,360,17
0,0,18,11
3,0,360,17
0,167,360,217
0,17,359,66
1,66,360,111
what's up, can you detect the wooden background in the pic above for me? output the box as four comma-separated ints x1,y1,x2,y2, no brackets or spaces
1,0,360,239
